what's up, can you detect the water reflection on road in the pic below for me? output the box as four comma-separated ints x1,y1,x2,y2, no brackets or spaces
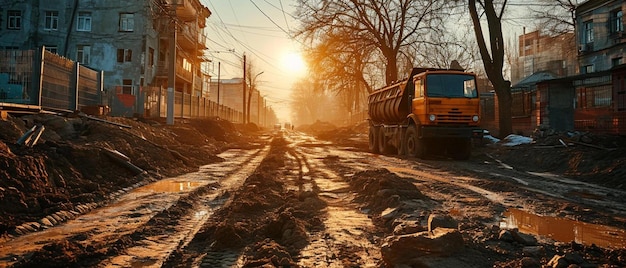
500,208,626,249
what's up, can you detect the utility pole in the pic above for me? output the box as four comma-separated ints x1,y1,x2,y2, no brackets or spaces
217,62,220,117
166,0,177,125
242,53,246,124
249,71,263,125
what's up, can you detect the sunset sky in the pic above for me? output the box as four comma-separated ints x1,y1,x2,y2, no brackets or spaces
199,1,538,123
201,0,304,122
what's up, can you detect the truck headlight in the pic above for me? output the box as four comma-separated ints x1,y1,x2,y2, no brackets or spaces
472,115,479,122
429,114,436,122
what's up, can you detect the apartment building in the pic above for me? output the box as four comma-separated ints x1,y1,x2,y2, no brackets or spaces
577,0,626,72
511,30,577,85
0,0,211,113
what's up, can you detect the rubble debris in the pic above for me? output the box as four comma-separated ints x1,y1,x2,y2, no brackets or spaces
16,125,45,147
102,148,145,175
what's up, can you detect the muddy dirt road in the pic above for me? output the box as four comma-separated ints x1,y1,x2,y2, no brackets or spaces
1,130,624,267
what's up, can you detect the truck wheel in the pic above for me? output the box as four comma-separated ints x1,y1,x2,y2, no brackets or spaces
396,129,405,156
368,126,380,154
405,126,425,158
378,127,390,154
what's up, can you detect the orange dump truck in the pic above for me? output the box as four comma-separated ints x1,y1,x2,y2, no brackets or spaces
367,67,481,160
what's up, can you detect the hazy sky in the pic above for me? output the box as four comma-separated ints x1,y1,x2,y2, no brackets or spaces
199,1,548,122
201,0,303,122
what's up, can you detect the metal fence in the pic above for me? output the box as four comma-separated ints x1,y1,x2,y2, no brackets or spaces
574,112,626,135
139,86,243,123
0,48,102,112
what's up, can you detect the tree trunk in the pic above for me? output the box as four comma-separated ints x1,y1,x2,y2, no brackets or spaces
385,52,398,85
468,0,513,137
493,80,512,137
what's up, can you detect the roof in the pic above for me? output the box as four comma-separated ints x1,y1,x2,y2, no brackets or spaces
512,71,558,89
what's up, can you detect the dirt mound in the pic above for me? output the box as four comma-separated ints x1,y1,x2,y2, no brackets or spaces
347,169,428,214
297,120,337,134
484,131,626,190
314,121,626,191
302,121,370,150
0,114,247,237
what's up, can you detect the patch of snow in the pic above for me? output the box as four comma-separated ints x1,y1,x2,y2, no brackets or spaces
499,134,533,147
483,135,500,144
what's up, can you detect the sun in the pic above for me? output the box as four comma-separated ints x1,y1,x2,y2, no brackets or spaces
282,51,307,75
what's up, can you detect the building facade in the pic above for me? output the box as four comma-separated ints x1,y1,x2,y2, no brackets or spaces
577,0,626,73
0,0,211,115
209,78,268,125
512,30,577,85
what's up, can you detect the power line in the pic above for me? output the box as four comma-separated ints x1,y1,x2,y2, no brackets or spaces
248,0,291,37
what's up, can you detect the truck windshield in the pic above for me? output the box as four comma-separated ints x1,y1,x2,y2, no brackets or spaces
425,74,477,98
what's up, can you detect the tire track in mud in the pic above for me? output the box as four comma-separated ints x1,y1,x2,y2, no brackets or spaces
164,134,382,267
98,146,270,268
449,158,626,215
291,144,382,267
359,152,626,223
0,145,270,268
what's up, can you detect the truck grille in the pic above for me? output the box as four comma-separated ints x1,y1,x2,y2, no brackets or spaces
437,114,472,124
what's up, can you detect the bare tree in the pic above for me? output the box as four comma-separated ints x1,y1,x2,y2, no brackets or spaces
295,0,448,85
290,77,338,126
303,28,376,116
529,0,576,35
409,29,478,72
469,0,513,136
245,58,261,125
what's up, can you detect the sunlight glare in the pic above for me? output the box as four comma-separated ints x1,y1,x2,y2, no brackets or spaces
282,51,307,75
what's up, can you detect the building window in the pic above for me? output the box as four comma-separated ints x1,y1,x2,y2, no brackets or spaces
612,57,622,67
7,10,22,30
119,13,134,32
117,49,132,62
45,46,58,54
584,20,594,43
77,45,91,65
593,86,612,107
576,86,612,109
183,58,192,72
77,12,91,32
44,11,59,30
583,64,594,74
118,79,133,95
149,47,155,66
611,9,623,33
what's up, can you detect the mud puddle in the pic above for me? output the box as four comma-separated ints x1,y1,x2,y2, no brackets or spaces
500,208,626,249
134,180,204,193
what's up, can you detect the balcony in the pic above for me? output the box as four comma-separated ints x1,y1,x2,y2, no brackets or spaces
155,61,193,83
170,0,211,23
178,24,198,50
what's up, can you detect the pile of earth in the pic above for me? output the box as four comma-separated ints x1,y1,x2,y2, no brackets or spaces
484,130,626,190
0,113,254,237
305,121,626,191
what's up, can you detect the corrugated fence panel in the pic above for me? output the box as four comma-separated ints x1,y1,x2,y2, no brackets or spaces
78,65,100,107
0,50,35,104
41,50,73,110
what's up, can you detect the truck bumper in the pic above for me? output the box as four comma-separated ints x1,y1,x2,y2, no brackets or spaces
420,126,481,139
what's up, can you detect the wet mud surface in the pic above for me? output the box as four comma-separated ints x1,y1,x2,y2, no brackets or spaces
0,116,625,267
